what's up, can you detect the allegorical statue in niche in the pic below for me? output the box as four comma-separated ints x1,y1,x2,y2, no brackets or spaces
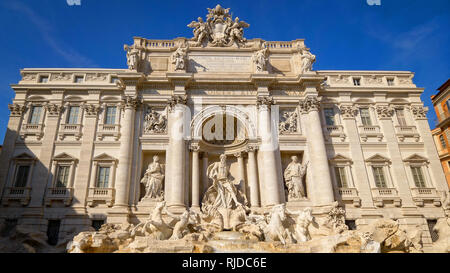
140,155,165,200
300,47,316,74
143,109,166,134
171,46,188,71
202,154,247,214
252,47,269,73
284,156,308,199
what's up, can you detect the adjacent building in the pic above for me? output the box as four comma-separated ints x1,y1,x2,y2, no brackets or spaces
431,79,450,188
0,5,448,251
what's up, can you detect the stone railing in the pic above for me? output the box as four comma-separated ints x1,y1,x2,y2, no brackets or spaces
44,187,74,206
87,188,115,207
20,123,44,140
97,124,121,141
133,37,177,49
394,125,420,142
410,188,441,207
1,187,32,206
264,41,295,49
371,188,401,207
358,125,383,142
338,187,361,207
59,124,83,140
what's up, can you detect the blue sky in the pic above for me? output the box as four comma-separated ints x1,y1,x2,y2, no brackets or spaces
0,0,448,142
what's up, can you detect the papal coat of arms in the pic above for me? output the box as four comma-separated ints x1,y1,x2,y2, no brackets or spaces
187,4,250,47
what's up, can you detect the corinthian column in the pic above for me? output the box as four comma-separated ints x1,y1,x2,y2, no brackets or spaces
257,96,284,207
167,95,188,209
300,96,334,206
190,143,200,208
246,145,260,208
114,96,139,208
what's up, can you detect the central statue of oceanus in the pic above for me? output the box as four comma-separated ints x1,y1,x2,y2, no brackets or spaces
201,154,249,229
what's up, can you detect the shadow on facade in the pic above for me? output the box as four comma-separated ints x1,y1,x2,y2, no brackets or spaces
0,128,97,253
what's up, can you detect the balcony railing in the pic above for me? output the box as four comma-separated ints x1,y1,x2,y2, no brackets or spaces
59,124,82,140
87,187,115,207
2,187,32,206
394,125,420,142
97,124,120,140
410,187,441,206
358,125,383,142
371,188,401,207
45,187,74,206
20,123,44,140
338,187,361,207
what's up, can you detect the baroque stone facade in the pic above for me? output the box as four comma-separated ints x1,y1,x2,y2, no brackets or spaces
0,5,449,253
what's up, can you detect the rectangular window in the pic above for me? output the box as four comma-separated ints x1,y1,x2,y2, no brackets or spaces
395,109,407,126
334,167,348,188
324,108,335,126
440,135,446,149
39,76,48,83
29,106,42,124
372,166,387,188
96,167,110,188
360,108,372,126
353,78,361,86
411,166,426,188
74,76,84,83
387,78,395,86
66,106,80,124
47,220,61,246
14,165,30,187
427,220,439,242
105,106,116,125
56,165,70,188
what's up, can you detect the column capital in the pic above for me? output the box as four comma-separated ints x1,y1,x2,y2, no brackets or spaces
299,96,320,113
189,142,200,152
168,95,188,112
410,105,428,120
376,105,395,120
339,104,359,119
83,104,101,117
45,103,64,117
121,96,141,110
246,145,258,153
8,103,27,117
257,96,275,111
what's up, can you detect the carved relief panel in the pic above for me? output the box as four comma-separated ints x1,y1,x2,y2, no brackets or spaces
143,105,168,134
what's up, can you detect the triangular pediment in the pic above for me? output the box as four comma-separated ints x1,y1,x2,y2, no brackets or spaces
13,152,35,160
53,152,76,161
403,154,428,163
329,154,352,163
365,154,390,163
93,153,117,162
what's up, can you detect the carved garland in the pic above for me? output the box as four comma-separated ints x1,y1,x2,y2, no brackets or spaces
339,105,358,118
410,106,428,119
84,104,101,117
168,95,188,112
376,106,395,119
45,103,64,116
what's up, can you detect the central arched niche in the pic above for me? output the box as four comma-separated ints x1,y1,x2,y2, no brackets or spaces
201,114,247,147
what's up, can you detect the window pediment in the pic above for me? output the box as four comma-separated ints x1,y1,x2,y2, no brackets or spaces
366,154,391,163
53,152,77,162
403,154,428,163
93,153,117,162
13,152,36,161
329,154,353,164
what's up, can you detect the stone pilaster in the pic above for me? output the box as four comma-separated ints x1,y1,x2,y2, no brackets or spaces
0,103,26,198
411,105,449,192
300,96,334,206
376,105,414,207
29,100,64,208
339,104,375,208
71,102,100,210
